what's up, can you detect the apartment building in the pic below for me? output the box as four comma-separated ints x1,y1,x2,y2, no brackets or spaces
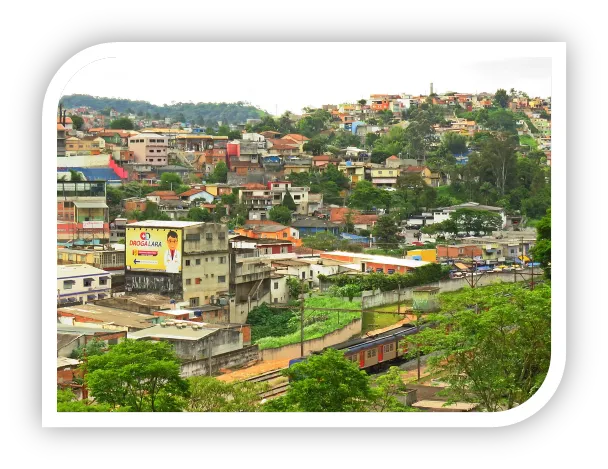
128,133,169,165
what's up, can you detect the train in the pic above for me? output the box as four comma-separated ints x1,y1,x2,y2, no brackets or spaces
288,324,429,372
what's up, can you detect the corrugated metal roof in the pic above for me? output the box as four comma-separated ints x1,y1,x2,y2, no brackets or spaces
73,201,108,209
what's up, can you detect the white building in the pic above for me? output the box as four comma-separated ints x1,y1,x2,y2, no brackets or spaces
128,133,169,166
57,264,112,304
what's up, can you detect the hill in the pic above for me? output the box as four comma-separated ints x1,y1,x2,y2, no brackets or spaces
59,94,268,125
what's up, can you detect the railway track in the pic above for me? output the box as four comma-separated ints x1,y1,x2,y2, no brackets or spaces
259,383,290,400
244,368,287,383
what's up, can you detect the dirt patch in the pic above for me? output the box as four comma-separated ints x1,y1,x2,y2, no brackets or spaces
216,359,290,382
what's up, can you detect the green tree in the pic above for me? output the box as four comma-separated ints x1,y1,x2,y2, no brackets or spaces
344,210,355,233
358,99,367,106
69,169,84,182
493,88,509,108
85,339,189,412
416,283,551,411
373,215,400,246
109,117,135,130
531,209,551,279
69,115,84,130
365,133,380,149
281,189,297,211
70,339,106,360
263,349,375,412
159,172,183,191
370,366,418,412
348,181,389,211
450,208,502,235
207,161,228,183
302,232,340,251
441,132,468,155
186,376,264,412
187,207,212,222
269,205,292,225
57,389,119,412
142,201,171,221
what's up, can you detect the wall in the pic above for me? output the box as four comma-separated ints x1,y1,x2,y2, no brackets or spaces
360,269,540,309
57,154,113,168
180,345,260,378
260,318,362,361
124,271,183,297
167,328,242,361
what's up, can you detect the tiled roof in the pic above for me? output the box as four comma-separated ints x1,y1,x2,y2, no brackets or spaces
57,116,73,124
405,166,429,172
179,188,207,197
241,183,267,190
282,134,310,142
148,191,177,196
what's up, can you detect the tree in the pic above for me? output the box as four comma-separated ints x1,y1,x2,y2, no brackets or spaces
344,210,355,233
281,188,297,211
69,169,84,182
109,117,134,130
370,366,418,412
263,349,375,412
348,181,389,211
480,133,518,196
450,208,502,235
441,132,468,155
57,389,119,412
531,209,551,279
159,172,183,191
358,99,367,106
378,109,394,125
373,215,400,246
69,115,84,130
365,133,380,149
302,232,340,251
70,338,106,360
329,284,361,302
187,207,212,222
493,88,509,109
85,339,189,412
269,205,292,225
415,283,551,411
142,201,171,221
206,161,228,183
186,376,264,412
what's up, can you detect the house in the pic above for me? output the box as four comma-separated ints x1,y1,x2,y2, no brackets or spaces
57,264,113,304
312,154,339,169
146,190,180,205
57,323,127,358
338,161,366,183
260,130,281,139
371,167,399,189
238,183,273,215
404,166,433,185
320,251,429,274
283,158,313,174
57,248,125,272
308,193,324,215
282,134,310,145
57,304,157,332
291,218,341,238
268,181,310,215
127,321,243,361
128,132,169,166
437,245,483,260
329,208,378,232
57,116,73,130
179,188,215,205
57,181,110,244
234,223,302,247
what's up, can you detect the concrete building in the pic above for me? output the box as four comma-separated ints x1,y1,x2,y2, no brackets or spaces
57,264,113,304
291,218,341,238
128,133,169,165
124,220,229,308
57,181,109,243
57,247,125,271
57,303,157,332
128,320,243,361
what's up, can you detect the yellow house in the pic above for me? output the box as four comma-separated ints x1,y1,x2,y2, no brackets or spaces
404,166,433,186
371,168,399,188
338,162,366,183
406,249,437,263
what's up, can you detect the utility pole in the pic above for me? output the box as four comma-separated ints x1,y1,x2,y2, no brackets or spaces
300,277,305,358
416,311,421,382
207,337,213,376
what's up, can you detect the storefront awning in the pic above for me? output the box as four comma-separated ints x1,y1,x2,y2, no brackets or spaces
73,201,108,209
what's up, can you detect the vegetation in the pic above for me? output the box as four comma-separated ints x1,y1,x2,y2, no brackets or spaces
57,389,122,412
414,283,551,411
186,376,265,412
422,208,502,238
268,205,292,225
109,117,135,130
281,188,297,211
85,339,189,412
70,338,106,360
60,94,266,125
206,161,228,183
531,209,551,279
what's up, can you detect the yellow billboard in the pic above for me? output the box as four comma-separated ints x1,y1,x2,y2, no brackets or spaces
126,227,182,273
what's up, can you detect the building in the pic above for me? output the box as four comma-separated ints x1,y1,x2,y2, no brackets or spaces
57,304,157,332
57,181,109,244
319,251,429,274
268,181,310,215
371,167,399,189
128,133,169,165
338,161,366,183
124,220,229,307
57,264,113,304
57,247,125,272
291,218,341,238
234,223,302,246
436,245,483,260
57,323,127,358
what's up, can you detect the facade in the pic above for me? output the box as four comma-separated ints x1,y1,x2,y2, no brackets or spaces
124,220,229,307
291,218,341,238
436,245,483,260
319,251,429,274
57,181,109,243
57,264,112,304
57,248,125,271
371,167,399,189
128,133,169,166
338,161,366,183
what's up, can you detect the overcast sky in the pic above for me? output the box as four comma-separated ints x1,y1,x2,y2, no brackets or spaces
60,43,552,116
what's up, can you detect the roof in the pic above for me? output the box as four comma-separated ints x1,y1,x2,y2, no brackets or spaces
179,188,209,197
291,218,340,229
57,123,66,131
241,183,267,190
272,259,310,267
321,251,430,268
57,304,156,329
57,357,81,368
405,166,429,172
294,246,324,256
57,264,108,279
148,191,177,196
282,134,310,142
127,220,204,228
72,201,108,209
128,323,217,341
387,155,399,160
57,116,73,124
441,202,504,212
57,333,81,351
253,225,289,233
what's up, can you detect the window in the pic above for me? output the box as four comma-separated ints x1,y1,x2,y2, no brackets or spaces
186,233,200,241
189,297,199,307
83,279,93,287
186,279,191,285
283,233,288,238
157,159,162,162
274,282,279,289
99,277,108,286
218,232,226,239
185,260,191,266
63,280,73,290
205,258,208,262
301,272,306,280
206,233,213,241
196,258,201,265
218,276,226,283
149,139,156,143
157,150,162,153
274,298,278,303
195,278,201,284
310,270,313,278
211,274,214,277
219,256,226,264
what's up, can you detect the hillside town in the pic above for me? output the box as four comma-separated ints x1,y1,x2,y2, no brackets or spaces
56,86,552,413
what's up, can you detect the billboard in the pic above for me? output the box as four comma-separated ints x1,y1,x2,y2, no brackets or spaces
126,227,182,273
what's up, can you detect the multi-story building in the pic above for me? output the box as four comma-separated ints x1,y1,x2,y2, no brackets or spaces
338,161,366,183
57,248,125,272
57,264,112,304
238,183,273,216
128,133,169,165
124,220,229,308
267,181,310,215
57,181,109,243
371,167,399,189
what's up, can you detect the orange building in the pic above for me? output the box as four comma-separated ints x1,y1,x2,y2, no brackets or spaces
234,224,302,247
436,245,482,259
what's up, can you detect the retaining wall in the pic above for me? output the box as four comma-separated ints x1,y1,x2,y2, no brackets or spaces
180,345,260,378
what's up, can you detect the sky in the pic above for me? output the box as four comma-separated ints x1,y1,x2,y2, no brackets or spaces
59,43,552,116
41,43,567,428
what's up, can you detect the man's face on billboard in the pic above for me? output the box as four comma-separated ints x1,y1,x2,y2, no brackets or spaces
167,236,179,250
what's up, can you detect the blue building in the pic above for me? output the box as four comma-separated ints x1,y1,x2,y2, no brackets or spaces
291,218,341,238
